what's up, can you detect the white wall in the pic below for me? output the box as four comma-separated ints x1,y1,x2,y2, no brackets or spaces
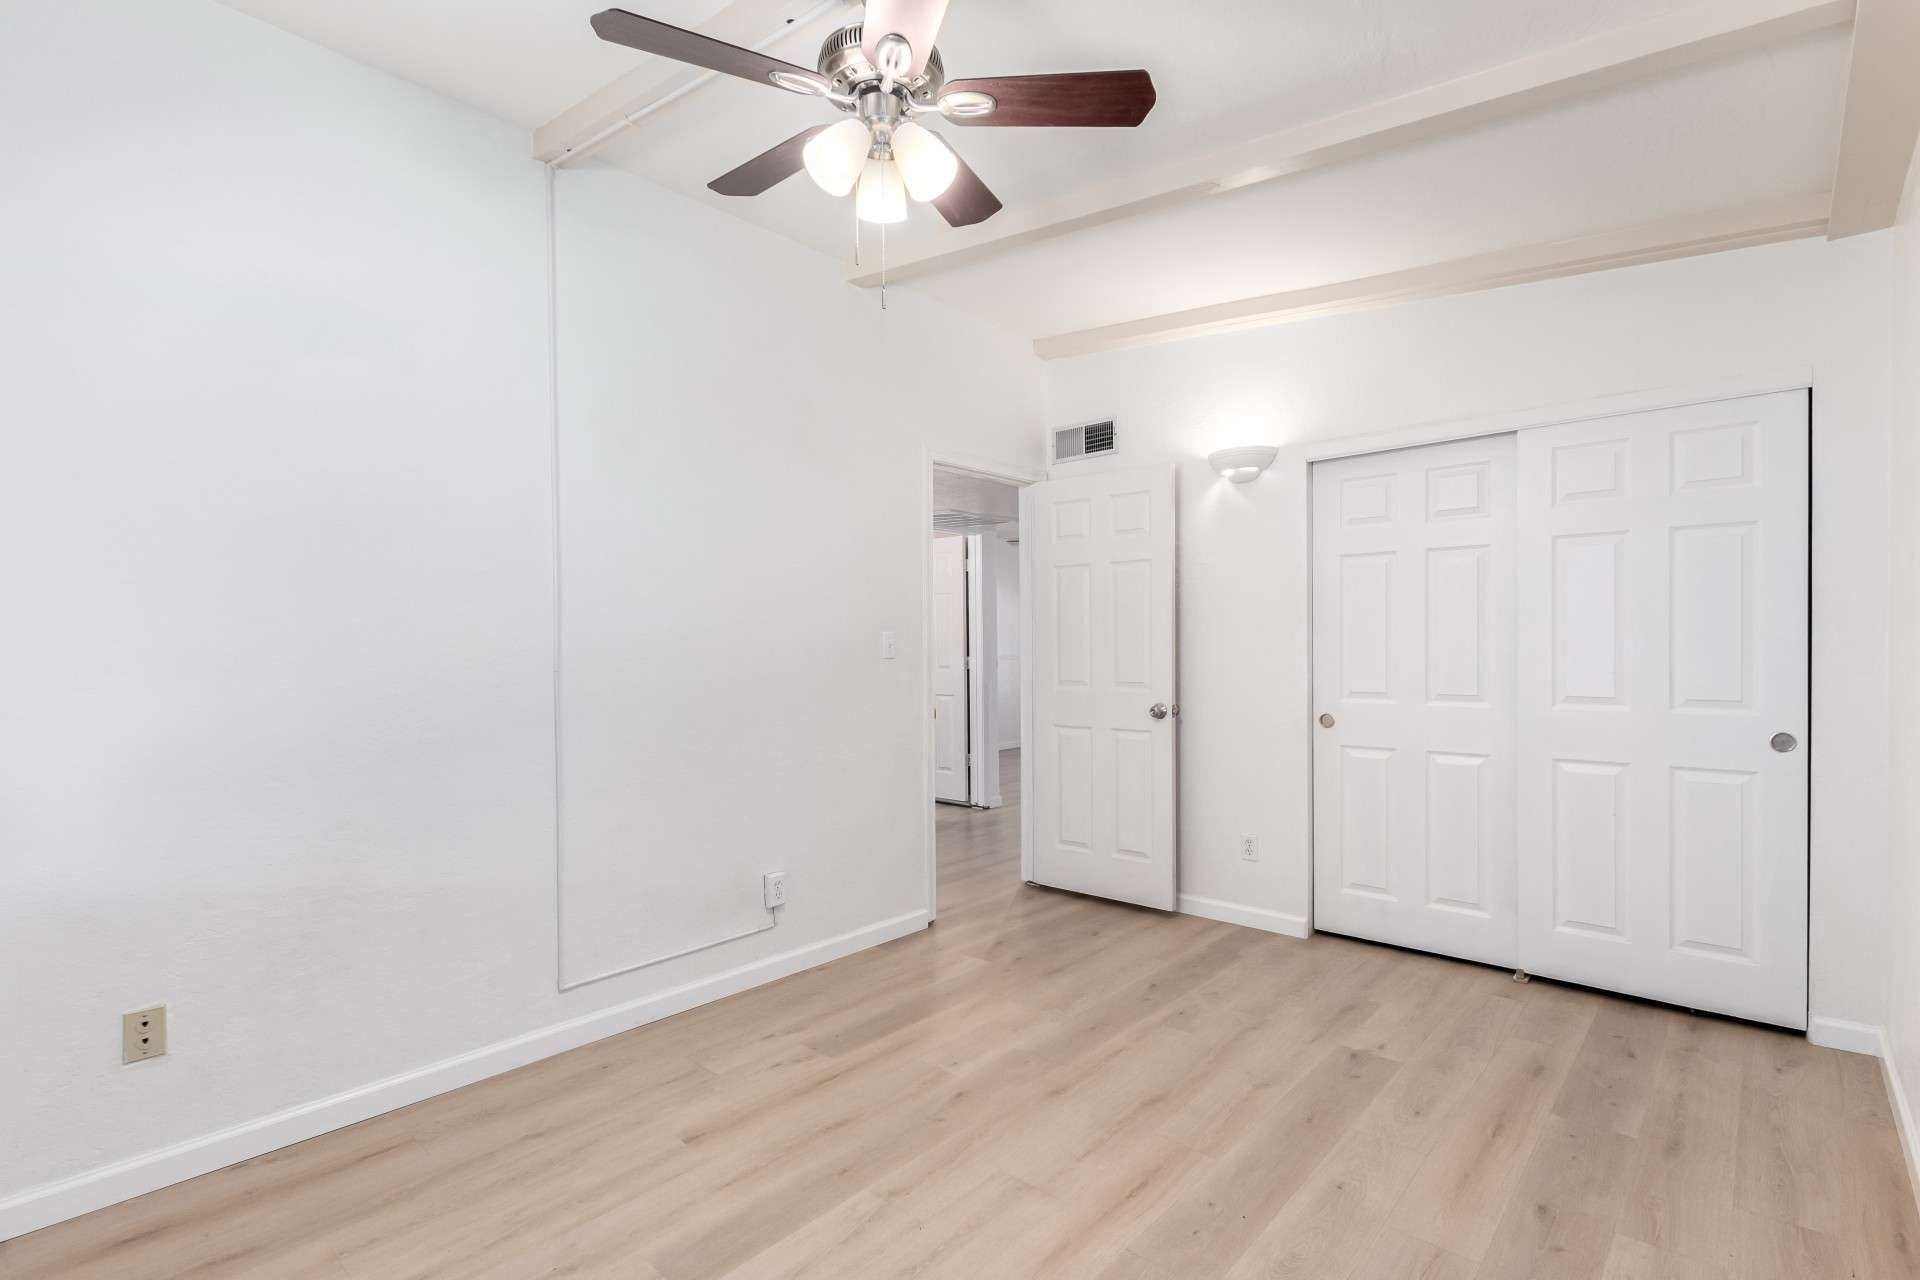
0,0,1039,1237
1885,139,1920,1170
994,535,1022,750
1045,235,1898,1033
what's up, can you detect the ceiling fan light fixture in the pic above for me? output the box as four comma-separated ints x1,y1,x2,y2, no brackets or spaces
855,156,908,224
801,119,872,197
891,121,958,201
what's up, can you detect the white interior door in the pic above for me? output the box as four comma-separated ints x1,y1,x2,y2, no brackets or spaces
1312,435,1519,967
931,534,970,805
1516,390,1809,1028
1030,466,1177,909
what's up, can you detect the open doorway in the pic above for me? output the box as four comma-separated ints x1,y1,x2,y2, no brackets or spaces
929,462,1027,917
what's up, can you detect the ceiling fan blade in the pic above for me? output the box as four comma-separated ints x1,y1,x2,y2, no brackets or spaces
940,71,1157,127
932,146,1002,227
861,0,951,79
708,126,832,197
591,9,829,95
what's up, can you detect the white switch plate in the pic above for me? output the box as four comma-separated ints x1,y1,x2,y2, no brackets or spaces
123,1005,167,1063
1240,835,1259,862
763,872,788,909
879,630,898,660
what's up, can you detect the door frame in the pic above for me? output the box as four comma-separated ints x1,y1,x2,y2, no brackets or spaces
924,449,1043,923
1301,368,1813,992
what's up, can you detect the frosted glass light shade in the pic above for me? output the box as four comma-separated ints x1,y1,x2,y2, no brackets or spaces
891,122,958,202
1207,445,1279,483
855,157,907,224
802,120,871,197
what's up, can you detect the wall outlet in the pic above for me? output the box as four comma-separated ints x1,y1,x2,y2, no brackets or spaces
123,1005,167,1064
1240,835,1259,862
763,872,788,910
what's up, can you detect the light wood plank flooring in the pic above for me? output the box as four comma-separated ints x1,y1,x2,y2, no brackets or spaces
7,750,1916,1278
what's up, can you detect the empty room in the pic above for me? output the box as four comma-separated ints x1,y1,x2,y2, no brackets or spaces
8,0,1920,1276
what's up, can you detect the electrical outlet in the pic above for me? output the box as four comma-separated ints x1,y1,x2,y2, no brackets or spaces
1240,835,1259,862
763,872,788,910
123,1005,167,1064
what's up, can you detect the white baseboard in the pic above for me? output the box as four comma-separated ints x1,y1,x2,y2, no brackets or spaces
1808,1015,1886,1057
1178,893,1310,939
1882,1033,1920,1229
1803,1017,1920,1226
0,909,930,1244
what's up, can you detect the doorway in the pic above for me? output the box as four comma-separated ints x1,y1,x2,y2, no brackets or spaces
929,462,1027,914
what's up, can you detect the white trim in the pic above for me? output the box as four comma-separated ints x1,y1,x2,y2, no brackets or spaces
1178,894,1311,939
1809,1015,1889,1056
925,450,1040,918
0,910,929,1244
1033,196,1829,360
1019,484,1036,884
1882,1034,1920,1228
1803,1019,1920,1227
851,0,1851,289
1299,369,1815,463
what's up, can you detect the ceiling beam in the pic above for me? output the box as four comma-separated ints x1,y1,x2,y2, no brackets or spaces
1827,0,1920,238
851,0,1853,288
534,0,851,165
1032,194,1831,360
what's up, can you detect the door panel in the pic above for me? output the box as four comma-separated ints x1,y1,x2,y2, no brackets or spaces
1516,390,1808,1028
1030,466,1177,910
1313,435,1519,967
931,534,970,805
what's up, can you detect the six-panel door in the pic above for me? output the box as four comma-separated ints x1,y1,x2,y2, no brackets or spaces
1030,466,1178,910
1312,435,1520,967
1514,391,1809,1028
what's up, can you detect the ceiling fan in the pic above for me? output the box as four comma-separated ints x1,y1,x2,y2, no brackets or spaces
588,2,1158,229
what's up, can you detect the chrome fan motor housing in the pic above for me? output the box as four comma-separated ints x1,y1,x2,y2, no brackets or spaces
817,21,944,102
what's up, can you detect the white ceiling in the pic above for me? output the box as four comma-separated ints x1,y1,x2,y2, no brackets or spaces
222,0,1855,345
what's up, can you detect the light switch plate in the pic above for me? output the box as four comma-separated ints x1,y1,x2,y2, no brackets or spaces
123,1005,167,1063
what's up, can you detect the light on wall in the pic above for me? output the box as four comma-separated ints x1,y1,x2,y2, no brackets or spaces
1207,445,1279,483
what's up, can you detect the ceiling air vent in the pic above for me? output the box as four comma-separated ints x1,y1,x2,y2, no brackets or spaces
1054,420,1116,464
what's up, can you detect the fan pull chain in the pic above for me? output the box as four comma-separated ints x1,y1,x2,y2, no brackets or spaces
881,217,888,312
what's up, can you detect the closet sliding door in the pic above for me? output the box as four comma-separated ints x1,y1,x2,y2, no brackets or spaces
1514,391,1809,1029
1311,435,1518,968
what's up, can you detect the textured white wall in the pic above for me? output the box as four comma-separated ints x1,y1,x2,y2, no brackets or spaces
1886,139,1920,1152
0,0,1039,1232
1045,234,1898,1031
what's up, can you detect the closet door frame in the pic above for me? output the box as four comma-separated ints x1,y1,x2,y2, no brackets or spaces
1301,370,1814,1020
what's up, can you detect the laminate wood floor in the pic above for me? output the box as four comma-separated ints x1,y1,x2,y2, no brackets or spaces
8,750,1916,1278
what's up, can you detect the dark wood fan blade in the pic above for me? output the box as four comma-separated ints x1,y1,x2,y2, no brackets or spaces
861,0,951,78
941,71,1157,127
591,9,828,94
708,126,831,197
932,146,1002,227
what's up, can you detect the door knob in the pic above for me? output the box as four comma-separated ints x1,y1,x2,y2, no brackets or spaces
1149,703,1170,720
1319,713,1335,728
1771,732,1798,753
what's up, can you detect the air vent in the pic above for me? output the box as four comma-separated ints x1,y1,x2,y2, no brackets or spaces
1053,419,1117,464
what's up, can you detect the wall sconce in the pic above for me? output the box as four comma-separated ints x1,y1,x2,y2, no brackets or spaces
1207,445,1279,483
